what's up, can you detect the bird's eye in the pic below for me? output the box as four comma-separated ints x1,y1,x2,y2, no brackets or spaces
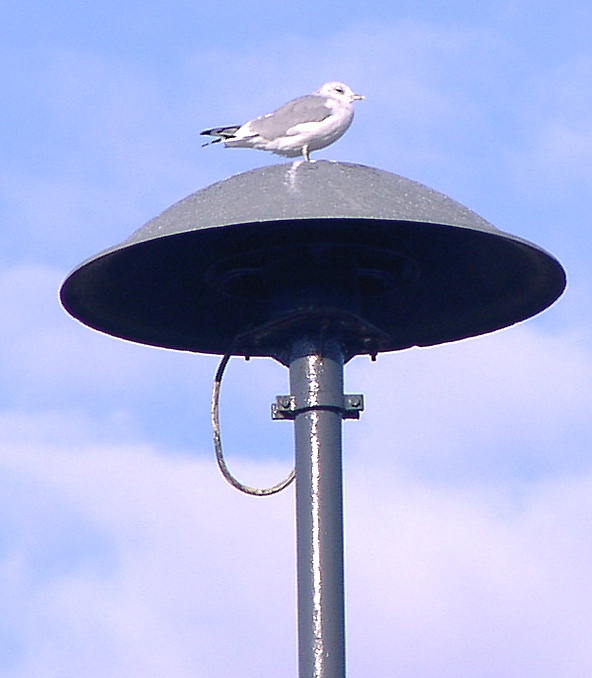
335,86,344,93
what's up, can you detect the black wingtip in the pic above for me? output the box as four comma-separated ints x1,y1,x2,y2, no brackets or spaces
200,125,241,138
201,137,223,148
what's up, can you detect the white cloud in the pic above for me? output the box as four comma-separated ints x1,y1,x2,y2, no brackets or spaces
2,410,592,676
1,426,296,677
346,466,592,677
347,322,592,479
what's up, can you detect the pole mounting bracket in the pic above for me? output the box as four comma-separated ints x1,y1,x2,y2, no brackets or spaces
272,394,364,420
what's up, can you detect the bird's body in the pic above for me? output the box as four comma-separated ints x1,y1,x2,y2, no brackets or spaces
201,82,364,162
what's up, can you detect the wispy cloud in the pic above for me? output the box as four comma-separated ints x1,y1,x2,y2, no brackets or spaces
2,412,592,676
348,323,592,481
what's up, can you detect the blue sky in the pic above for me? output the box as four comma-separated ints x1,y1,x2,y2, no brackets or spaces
1,1,592,675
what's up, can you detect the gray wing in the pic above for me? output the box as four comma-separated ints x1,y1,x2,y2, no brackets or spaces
247,95,331,140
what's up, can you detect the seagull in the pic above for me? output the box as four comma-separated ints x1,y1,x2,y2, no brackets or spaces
201,81,365,162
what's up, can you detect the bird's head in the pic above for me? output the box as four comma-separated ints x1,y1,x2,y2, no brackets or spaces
316,81,365,103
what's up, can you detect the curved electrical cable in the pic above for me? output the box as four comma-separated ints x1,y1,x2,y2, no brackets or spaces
212,352,296,496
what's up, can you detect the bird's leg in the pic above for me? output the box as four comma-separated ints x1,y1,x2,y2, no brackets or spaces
302,145,310,162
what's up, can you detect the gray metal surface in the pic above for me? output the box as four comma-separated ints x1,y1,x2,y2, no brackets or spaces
60,161,566,360
124,161,498,239
289,336,346,678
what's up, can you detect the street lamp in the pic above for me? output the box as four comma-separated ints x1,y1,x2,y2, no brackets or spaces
61,160,565,677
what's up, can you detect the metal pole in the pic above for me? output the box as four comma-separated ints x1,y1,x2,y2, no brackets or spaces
289,335,346,678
